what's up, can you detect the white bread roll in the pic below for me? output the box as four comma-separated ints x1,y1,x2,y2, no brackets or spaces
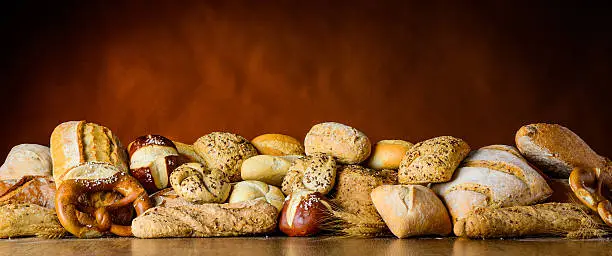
0,144,52,180
228,180,285,211
50,121,129,188
241,155,292,186
371,185,451,238
431,145,552,236
366,140,413,170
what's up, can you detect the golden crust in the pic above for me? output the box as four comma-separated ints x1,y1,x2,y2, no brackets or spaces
366,140,413,170
304,122,371,164
251,134,305,156
281,153,337,195
193,132,258,183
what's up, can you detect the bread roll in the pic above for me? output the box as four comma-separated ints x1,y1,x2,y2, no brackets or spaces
228,180,285,211
169,162,230,204
241,155,292,186
50,121,129,187
398,136,470,184
366,140,413,170
431,145,552,235
0,144,52,179
173,141,206,164
193,132,258,182
281,153,337,195
0,203,65,239
515,123,606,178
304,122,371,164
454,203,605,239
128,135,183,193
251,134,305,156
371,185,451,238
150,188,193,207
0,176,55,208
132,200,278,238
329,165,397,222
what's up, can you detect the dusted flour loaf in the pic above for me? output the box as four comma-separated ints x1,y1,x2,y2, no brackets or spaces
0,144,52,179
229,180,285,212
515,123,606,178
371,185,451,238
132,200,278,238
0,203,65,239
304,122,371,164
455,203,605,239
431,145,552,235
50,121,129,187
399,136,470,184
193,132,259,182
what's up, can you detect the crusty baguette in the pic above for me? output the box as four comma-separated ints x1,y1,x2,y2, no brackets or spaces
132,200,278,238
0,176,55,208
50,121,129,187
0,203,65,239
515,123,606,178
455,203,606,239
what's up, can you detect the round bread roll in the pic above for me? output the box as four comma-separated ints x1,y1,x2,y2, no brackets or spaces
281,153,337,195
366,140,413,170
398,136,470,184
304,122,371,164
371,185,451,238
240,155,292,186
0,144,52,180
251,134,305,156
193,132,259,182
169,162,231,204
515,123,606,178
228,180,285,212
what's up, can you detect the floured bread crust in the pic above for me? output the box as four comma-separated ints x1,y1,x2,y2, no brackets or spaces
0,144,52,180
304,122,371,164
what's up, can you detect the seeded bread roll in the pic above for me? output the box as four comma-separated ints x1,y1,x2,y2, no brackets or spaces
515,123,606,178
329,165,397,222
366,140,413,170
228,180,285,212
399,136,470,184
281,153,337,195
132,200,278,238
371,185,451,238
193,132,258,183
431,145,552,235
304,122,371,164
169,163,230,204
251,134,305,156
0,144,52,180
50,121,129,188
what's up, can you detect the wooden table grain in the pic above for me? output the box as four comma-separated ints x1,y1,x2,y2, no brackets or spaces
1,237,611,256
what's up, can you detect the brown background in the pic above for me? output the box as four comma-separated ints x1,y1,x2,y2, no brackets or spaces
1,1,611,159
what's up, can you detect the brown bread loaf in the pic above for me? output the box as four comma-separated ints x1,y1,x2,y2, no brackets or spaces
0,176,55,208
0,203,65,239
399,136,470,184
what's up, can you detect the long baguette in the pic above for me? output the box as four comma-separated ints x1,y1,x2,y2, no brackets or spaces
455,203,607,239
132,200,278,238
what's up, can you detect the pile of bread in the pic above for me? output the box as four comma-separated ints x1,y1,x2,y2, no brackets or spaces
0,120,610,239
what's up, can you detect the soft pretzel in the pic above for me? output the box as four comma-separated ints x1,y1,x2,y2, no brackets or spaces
569,166,612,226
55,172,153,238
169,163,230,204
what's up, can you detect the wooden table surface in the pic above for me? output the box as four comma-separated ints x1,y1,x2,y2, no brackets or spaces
1,237,610,256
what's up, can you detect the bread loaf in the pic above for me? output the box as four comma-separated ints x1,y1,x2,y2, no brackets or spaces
366,140,413,170
128,135,183,193
398,136,470,184
515,123,606,178
0,144,52,180
228,180,285,211
251,134,305,156
371,185,451,238
193,132,258,182
454,203,606,239
304,122,371,164
0,176,55,208
329,165,397,223
132,200,279,238
281,153,337,195
0,203,65,239
241,155,292,186
431,145,552,235
50,121,129,187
